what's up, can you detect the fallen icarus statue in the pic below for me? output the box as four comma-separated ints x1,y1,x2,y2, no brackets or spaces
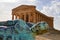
0,19,49,40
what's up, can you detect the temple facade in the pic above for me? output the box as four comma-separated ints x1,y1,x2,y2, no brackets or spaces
12,5,53,28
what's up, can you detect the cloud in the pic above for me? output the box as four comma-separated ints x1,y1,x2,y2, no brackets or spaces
0,0,36,21
54,16,60,30
0,0,18,2
41,0,60,17
40,0,60,30
0,0,60,30
28,0,36,2
0,3,12,21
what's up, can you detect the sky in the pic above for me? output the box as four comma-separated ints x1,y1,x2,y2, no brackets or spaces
0,0,60,30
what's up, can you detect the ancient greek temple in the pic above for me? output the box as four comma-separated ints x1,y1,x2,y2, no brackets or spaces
12,5,53,28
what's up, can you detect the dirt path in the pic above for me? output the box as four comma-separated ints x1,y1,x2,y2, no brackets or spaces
35,29,60,40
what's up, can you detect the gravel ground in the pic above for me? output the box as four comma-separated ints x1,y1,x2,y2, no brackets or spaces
35,29,60,40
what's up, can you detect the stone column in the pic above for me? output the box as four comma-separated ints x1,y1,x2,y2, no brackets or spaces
40,15,42,21
35,13,38,23
30,13,33,22
37,14,39,22
24,13,26,21
36,13,37,23
32,13,33,23
41,15,42,21
22,14,24,20
22,15,24,20
33,13,36,23
15,15,17,19
38,14,40,22
20,14,22,19
19,13,22,19
12,14,14,20
28,13,31,22
19,15,21,19
39,15,40,21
